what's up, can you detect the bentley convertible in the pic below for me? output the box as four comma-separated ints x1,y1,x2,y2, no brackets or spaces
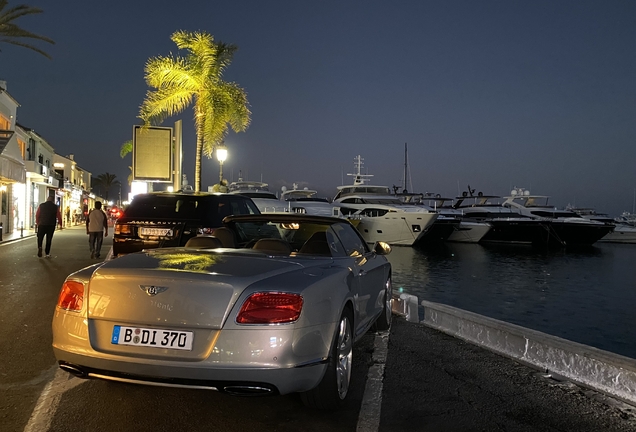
52,214,392,409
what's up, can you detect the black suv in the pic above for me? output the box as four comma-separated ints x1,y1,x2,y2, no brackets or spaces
113,192,260,257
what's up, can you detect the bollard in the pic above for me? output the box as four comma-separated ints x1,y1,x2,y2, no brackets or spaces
20,221,24,237
0,221,3,241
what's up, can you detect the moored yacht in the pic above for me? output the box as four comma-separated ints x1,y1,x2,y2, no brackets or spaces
415,193,492,244
280,185,339,217
452,189,548,245
567,207,636,244
333,156,438,246
502,188,614,247
228,180,288,213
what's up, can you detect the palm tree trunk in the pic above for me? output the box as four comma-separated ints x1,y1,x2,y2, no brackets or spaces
194,126,203,192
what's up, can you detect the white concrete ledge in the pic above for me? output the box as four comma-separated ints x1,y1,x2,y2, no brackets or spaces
391,293,419,323
420,299,636,407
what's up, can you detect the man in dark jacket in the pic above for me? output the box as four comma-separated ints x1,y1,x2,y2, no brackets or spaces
35,195,63,258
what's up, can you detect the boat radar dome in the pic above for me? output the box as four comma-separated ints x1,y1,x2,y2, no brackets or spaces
281,186,287,192
511,189,518,196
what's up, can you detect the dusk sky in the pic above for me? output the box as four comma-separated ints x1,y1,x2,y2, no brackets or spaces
2,1,635,216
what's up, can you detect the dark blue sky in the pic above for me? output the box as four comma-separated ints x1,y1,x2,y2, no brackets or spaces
2,1,636,215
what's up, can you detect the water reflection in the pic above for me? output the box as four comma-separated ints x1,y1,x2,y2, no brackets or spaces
388,243,636,359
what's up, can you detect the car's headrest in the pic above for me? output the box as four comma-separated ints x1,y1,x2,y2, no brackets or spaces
185,235,223,249
212,227,236,248
252,238,292,255
298,231,331,256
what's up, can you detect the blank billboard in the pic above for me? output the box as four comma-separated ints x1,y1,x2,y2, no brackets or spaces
132,125,172,182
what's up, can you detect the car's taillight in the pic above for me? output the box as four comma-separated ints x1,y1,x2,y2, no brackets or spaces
57,280,85,312
114,223,132,235
236,292,303,324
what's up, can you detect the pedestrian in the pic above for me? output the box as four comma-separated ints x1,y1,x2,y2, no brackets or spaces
35,195,63,258
65,206,70,226
86,201,108,259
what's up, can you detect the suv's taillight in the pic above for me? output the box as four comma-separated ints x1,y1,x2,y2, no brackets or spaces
114,223,132,235
236,292,303,324
57,280,85,311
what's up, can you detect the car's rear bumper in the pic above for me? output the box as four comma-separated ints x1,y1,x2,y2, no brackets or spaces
54,351,327,395
52,311,334,395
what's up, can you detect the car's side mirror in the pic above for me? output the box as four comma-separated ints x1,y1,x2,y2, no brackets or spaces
373,241,391,255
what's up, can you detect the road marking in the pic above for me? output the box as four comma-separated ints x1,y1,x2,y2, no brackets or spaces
356,329,390,432
24,367,86,432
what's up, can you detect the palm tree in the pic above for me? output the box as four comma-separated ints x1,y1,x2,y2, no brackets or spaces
139,30,251,192
120,140,133,185
0,0,54,59
92,172,120,201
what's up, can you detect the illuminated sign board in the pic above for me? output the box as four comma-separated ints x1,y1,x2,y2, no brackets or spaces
132,125,172,182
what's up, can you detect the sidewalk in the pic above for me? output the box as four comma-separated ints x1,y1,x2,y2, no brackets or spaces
0,223,86,244
0,227,35,244
379,318,636,431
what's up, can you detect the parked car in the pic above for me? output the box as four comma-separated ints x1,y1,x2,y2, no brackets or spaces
111,191,260,257
52,213,392,409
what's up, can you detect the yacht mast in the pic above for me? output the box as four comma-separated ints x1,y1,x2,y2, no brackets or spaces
403,143,408,192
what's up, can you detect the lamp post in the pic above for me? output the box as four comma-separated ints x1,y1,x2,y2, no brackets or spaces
216,144,228,183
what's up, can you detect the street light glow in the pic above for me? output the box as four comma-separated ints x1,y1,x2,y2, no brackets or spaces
216,146,228,163
216,144,228,183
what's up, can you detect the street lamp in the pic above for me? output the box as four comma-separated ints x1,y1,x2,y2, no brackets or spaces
216,144,228,183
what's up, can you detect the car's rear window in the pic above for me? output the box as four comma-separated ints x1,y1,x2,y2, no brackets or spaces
124,195,259,225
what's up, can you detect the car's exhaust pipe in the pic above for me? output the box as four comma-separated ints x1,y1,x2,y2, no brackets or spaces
222,385,274,396
59,363,88,378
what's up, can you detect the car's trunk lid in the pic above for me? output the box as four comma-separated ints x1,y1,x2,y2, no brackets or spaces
85,249,303,359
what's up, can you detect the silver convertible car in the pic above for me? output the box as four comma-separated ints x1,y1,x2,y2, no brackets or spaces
52,214,392,409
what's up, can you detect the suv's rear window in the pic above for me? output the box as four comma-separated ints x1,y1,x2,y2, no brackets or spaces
123,195,259,225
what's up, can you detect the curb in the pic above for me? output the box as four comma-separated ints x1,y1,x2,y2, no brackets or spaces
419,299,636,408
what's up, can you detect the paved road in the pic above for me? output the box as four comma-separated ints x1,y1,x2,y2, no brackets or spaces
1,226,635,431
0,226,373,432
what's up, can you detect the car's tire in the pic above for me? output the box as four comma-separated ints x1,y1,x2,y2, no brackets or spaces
300,308,354,409
372,276,392,332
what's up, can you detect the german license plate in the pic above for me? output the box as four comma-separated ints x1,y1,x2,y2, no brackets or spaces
111,326,193,351
139,227,173,236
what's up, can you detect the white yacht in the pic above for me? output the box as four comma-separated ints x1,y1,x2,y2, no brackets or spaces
228,180,288,213
332,156,438,246
416,193,492,243
280,185,339,217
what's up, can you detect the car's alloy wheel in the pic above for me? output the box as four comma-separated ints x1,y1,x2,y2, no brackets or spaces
300,309,354,409
335,314,353,399
372,276,392,331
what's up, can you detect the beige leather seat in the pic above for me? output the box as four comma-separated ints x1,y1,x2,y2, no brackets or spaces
212,227,236,248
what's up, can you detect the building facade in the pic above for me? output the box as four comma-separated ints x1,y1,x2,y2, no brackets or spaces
0,79,97,237
0,80,27,236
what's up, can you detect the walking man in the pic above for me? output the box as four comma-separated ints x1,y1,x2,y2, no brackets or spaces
35,195,63,258
86,201,108,259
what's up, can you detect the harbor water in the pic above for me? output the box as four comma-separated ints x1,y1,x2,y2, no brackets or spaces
387,242,636,360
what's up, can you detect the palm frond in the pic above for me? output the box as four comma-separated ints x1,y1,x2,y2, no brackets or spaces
0,1,54,58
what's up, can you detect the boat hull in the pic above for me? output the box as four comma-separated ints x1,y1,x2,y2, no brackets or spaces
480,219,547,245
597,225,636,244
541,221,614,247
355,212,438,246
446,220,491,243
415,217,461,246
